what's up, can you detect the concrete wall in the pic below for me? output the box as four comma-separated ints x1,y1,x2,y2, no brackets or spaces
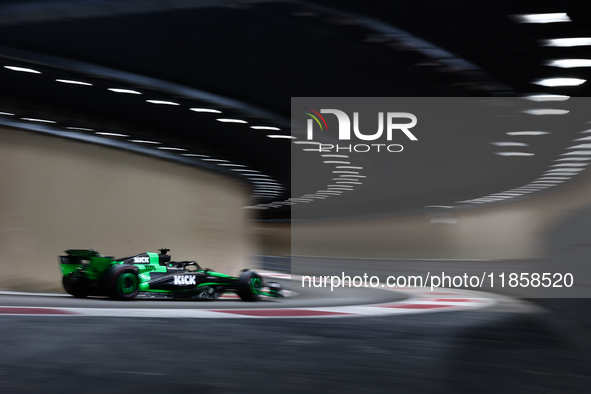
260,172,591,261
0,127,254,291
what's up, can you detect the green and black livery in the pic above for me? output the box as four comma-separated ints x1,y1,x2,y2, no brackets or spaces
60,248,283,301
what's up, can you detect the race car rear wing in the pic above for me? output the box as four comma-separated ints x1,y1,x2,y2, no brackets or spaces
59,249,115,278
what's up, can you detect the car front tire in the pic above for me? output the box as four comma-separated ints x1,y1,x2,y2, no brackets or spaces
237,270,263,301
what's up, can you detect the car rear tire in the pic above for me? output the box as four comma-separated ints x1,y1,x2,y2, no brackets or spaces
106,265,139,300
237,270,263,301
62,275,90,298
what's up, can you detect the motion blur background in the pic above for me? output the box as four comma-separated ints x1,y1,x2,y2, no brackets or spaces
1,1,591,392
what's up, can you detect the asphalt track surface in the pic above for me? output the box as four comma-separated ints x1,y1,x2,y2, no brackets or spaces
0,278,409,310
1,280,591,393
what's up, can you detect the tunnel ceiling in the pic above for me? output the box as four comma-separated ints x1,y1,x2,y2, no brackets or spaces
0,0,589,220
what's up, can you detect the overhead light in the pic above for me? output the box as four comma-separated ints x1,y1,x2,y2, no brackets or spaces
293,141,321,145
251,126,281,130
218,163,247,167
546,168,583,172
544,173,578,177
522,109,569,115
490,142,528,146
507,131,549,136
231,169,261,173
489,194,519,198
67,127,94,131
555,157,591,161
109,88,142,94
336,181,362,184
532,78,585,87
56,79,92,86
457,199,486,204
190,108,221,113
523,94,570,101
253,184,283,188
494,152,534,156
561,150,591,156
96,132,128,137
545,59,591,68
573,136,591,141
333,171,359,174
157,147,187,151
540,38,591,47
129,140,161,144
182,153,209,157
338,175,366,178
544,170,580,175
253,180,279,185
551,163,587,167
252,181,282,185
216,118,247,123
322,154,349,158
336,166,363,169
4,66,41,74
567,144,591,149
146,100,180,105
425,205,453,209
0,112,14,116
324,161,351,164
202,158,230,162
267,135,295,139
512,13,571,24
251,177,278,182
21,118,55,123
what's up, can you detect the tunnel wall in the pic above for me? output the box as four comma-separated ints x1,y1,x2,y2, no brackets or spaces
260,170,591,261
0,127,254,291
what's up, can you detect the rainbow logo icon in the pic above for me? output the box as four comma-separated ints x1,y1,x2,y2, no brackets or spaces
303,107,329,131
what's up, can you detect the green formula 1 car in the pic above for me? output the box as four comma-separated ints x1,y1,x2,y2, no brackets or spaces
60,248,283,301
